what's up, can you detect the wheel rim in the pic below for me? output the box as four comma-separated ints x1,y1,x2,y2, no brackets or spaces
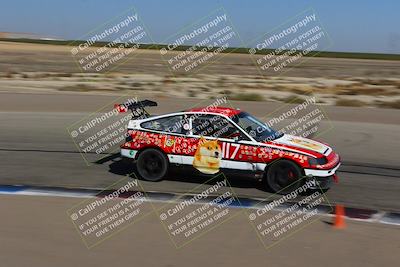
140,152,164,178
271,163,300,190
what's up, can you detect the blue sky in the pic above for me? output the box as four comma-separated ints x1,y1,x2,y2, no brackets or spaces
0,0,399,54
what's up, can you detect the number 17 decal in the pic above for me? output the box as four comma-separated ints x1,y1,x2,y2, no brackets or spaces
221,142,240,159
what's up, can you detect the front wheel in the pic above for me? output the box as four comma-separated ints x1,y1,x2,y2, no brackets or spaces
136,148,169,181
265,160,303,193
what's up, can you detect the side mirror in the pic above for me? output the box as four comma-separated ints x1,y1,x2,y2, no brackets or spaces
230,131,241,141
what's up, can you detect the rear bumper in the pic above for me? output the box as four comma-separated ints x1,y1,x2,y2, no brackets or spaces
304,162,341,177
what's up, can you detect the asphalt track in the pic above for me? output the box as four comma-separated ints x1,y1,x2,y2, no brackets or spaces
0,92,399,211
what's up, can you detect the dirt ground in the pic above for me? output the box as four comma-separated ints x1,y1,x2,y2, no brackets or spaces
1,41,400,108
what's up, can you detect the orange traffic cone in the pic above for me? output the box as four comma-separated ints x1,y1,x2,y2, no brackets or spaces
334,204,346,229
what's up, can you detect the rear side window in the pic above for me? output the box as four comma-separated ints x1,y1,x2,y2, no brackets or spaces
141,115,187,134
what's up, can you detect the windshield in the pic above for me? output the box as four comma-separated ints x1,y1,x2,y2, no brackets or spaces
232,112,283,142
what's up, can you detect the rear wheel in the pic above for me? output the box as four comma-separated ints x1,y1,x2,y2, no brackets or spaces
265,160,303,193
136,148,168,181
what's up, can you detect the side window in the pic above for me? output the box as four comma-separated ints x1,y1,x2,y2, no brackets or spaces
192,114,247,140
141,115,187,134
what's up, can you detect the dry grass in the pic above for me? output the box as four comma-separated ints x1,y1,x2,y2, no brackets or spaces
375,100,400,109
362,79,400,88
229,92,264,101
58,83,116,92
326,82,399,96
335,98,367,107
282,95,306,104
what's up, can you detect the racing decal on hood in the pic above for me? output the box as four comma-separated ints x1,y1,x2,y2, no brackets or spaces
273,134,329,154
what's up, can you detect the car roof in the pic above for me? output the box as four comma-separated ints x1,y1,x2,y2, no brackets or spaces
186,106,241,117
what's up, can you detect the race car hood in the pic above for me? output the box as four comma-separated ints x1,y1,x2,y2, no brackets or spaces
270,134,331,156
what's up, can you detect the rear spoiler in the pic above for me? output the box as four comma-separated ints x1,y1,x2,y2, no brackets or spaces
114,99,157,119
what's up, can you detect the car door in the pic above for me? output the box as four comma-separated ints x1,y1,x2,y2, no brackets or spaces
189,114,257,173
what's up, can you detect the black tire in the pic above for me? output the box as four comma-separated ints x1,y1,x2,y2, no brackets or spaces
265,160,303,193
136,148,169,182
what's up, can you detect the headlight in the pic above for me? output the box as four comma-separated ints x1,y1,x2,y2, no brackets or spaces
308,157,327,166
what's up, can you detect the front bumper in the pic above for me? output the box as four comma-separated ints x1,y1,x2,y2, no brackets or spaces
304,162,341,177
303,162,341,189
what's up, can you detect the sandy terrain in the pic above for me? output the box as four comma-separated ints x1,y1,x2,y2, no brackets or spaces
1,41,400,108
